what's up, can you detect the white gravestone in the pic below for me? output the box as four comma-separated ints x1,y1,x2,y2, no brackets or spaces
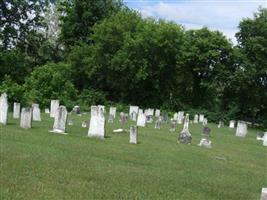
129,106,139,120
131,111,138,121
98,105,105,113
203,118,208,126
0,93,8,125
178,113,192,144
155,117,162,129
51,106,68,134
155,109,160,117
109,107,116,119
199,114,204,123
177,111,184,124
20,108,32,129
137,112,146,127
147,108,154,116
13,102,20,119
88,106,105,139
229,120,235,128
218,121,224,128
261,188,267,200
173,113,178,121
193,114,199,123
263,133,267,147
32,103,41,121
236,121,247,137
82,121,87,128
45,108,50,114
50,100,59,118
129,125,138,144
138,109,143,114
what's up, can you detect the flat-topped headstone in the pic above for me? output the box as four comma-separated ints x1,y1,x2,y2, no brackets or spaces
137,112,146,127
193,114,199,123
155,109,160,117
177,111,184,124
32,103,41,121
0,93,8,125
199,114,204,123
261,188,267,200
129,125,138,144
13,102,20,119
229,120,235,128
50,106,68,134
178,113,192,144
155,117,162,129
109,107,116,119
236,121,247,137
50,100,59,118
45,108,50,114
20,107,32,129
88,106,105,139
129,106,139,120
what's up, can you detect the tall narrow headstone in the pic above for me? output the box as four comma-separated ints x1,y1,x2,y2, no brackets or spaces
193,114,199,123
162,111,168,123
262,133,267,147
137,112,146,127
88,106,105,139
203,118,208,126
32,103,41,121
129,125,138,144
229,120,235,128
169,120,176,132
131,111,138,121
50,106,68,134
199,114,204,123
178,113,192,144
173,113,178,121
120,112,127,124
109,107,116,119
236,121,247,137
20,108,32,129
155,109,160,117
0,93,8,125
50,100,59,118
155,117,162,129
13,102,20,119
177,111,184,124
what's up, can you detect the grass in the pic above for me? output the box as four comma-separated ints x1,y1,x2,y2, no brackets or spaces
0,113,266,200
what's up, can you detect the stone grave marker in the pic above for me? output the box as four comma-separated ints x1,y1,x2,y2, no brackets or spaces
50,106,68,134
50,100,59,118
178,113,192,144
177,111,184,124
88,106,105,139
137,112,146,127
20,108,32,129
229,120,235,128
108,114,114,123
162,111,168,123
263,133,267,147
155,109,160,117
13,102,20,119
199,114,204,123
169,119,176,132
32,103,41,121
155,117,162,129
109,107,116,119
129,106,139,120
218,121,224,128
82,121,87,128
203,118,208,126
45,108,50,114
0,93,8,125
193,114,199,123
236,121,247,137
129,125,138,144
261,188,267,200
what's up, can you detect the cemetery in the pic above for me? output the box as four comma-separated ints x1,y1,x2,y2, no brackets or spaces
0,0,266,199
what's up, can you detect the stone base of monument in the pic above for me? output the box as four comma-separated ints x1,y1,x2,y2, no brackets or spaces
49,129,68,135
87,135,105,139
178,131,192,144
198,138,212,148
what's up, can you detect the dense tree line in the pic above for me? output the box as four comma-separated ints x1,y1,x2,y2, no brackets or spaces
0,0,266,126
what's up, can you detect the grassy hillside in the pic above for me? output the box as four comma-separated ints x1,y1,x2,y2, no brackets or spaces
0,113,266,199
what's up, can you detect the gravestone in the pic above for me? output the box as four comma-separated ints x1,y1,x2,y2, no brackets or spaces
129,125,138,144
193,114,199,123
131,111,138,121
155,117,162,129
263,133,267,147
198,138,212,148
162,112,168,123
82,121,87,128
45,108,50,114
147,108,154,116
129,106,139,120
155,109,160,117
178,113,192,144
261,188,267,200
120,112,127,124
20,108,32,129
138,109,143,114
203,118,208,126
50,100,59,118
169,120,176,132
13,102,20,119
146,115,153,123
98,105,105,113
72,105,81,114
0,93,8,125
50,106,68,134
257,132,265,140
173,113,178,121
108,114,114,123
88,106,105,139
32,103,41,121
137,112,146,127
177,111,184,124
218,121,224,128
68,118,74,126
236,121,247,137
109,107,116,119
229,120,235,128
199,114,204,123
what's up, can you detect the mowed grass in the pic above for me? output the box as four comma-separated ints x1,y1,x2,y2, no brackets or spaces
0,113,266,200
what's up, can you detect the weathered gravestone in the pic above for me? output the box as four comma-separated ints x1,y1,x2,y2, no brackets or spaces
72,105,81,114
109,107,116,119
203,118,208,126
155,117,162,129
218,121,224,128
108,114,114,123
261,188,267,200
236,121,247,137
146,115,153,123
229,120,235,128
198,126,212,148
137,112,146,127
0,93,8,125
82,121,87,128
88,106,105,139
199,114,204,123
193,114,199,123
263,133,267,147
177,111,184,124
129,106,139,121
68,118,74,126
162,111,168,123
50,100,59,118
178,113,192,144
32,103,41,121
169,119,176,132
20,108,32,129
13,102,20,119
131,111,138,121
45,108,50,114
173,113,178,121
147,108,154,116
129,125,138,144
50,106,68,134
155,109,160,117
120,112,127,124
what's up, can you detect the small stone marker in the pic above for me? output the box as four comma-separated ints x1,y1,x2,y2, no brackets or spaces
109,107,116,119
199,114,204,123
20,108,32,129
218,121,224,128
236,121,247,137
198,126,212,148
82,121,87,128
229,120,235,128
88,106,105,139
178,113,192,144
261,188,267,200
155,109,160,117
256,132,265,140
50,106,68,134
50,100,59,118
193,114,199,123
146,115,153,123
32,103,41,121
0,93,8,125
129,125,138,144
173,113,178,121
203,118,208,126
137,112,146,127
155,117,162,129
45,108,50,114
13,102,20,119
169,120,176,132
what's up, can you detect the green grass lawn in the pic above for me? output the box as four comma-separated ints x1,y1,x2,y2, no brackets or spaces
0,113,266,200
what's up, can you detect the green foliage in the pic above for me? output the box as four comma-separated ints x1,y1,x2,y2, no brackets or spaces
23,63,77,108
